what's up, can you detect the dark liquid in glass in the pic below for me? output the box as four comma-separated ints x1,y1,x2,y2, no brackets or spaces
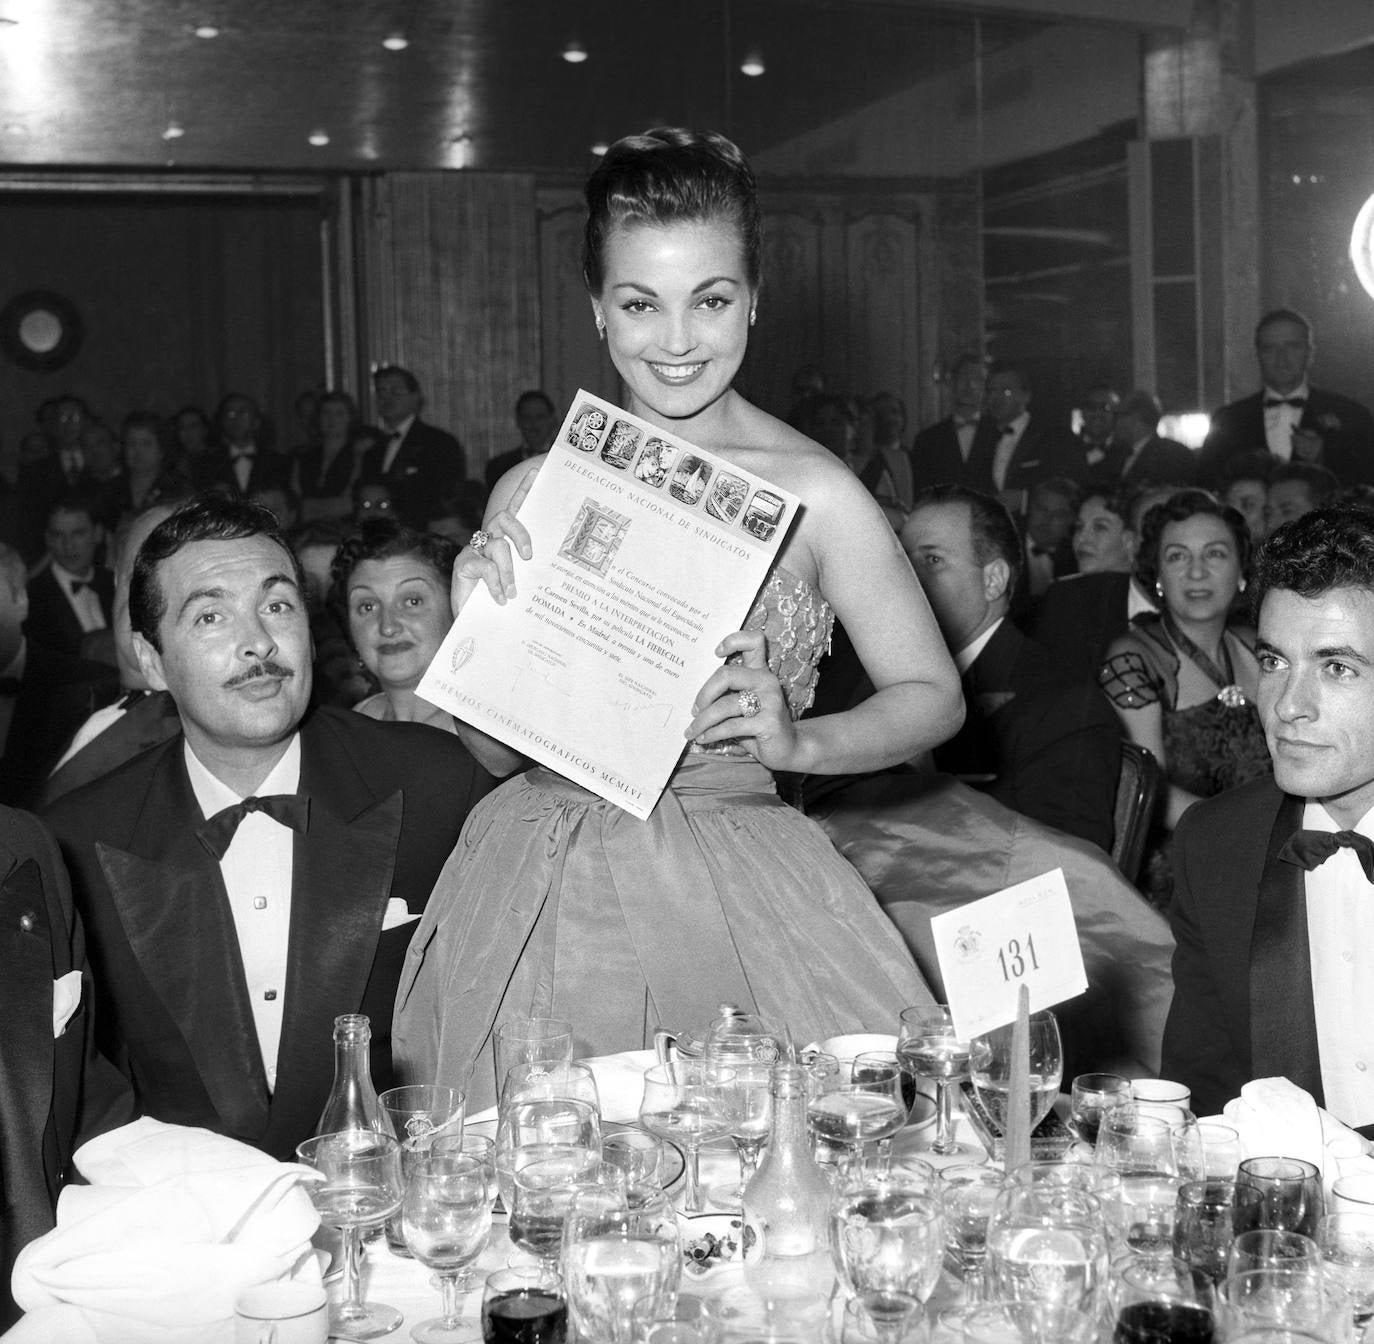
1113,1301,1214,1344
483,1289,568,1344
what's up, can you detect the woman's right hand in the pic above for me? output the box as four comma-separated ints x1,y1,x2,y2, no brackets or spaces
451,464,538,616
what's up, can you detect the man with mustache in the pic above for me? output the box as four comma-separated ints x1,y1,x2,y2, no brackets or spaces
43,495,493,1158
1163,507,1374,1130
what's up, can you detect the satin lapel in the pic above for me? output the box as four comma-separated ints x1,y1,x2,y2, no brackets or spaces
272,740,401,1123
99,756,269,1137
0,851,57,1167
1249,793,1324,1100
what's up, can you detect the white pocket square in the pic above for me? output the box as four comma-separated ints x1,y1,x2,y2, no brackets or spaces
382,898,418,932
53,970,82,1039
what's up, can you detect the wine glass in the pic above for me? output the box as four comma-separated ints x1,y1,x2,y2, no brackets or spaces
1093,1106,1179,1178
638,1062,736,1214
939,1164,1008,1305
806,1060,907,1180
1219,1266,1345,1337
402,1153,493,1343
600,1130,664,1187
969,1010,1063,1141
509,1156,597,1267
711,1060,772,1211
1226,1229,1324,1279
898,1003,972,1157
1316,1210,1374,1331
561,1179,630,1256
1093,1168,1183,1263
481,1265,567,1344
494,1097,600,1210
379,1083,466,1257
852,1052,913,1174
500,1061,600,1117
562,1232,678,1344
1112,1259,1216,1344
1068,1072,1131,1150
829,1169,946,1342
1235,1158,1325,1239
1174,1178,1245,1285
296,1130,405,1341
984,1184,1110,1344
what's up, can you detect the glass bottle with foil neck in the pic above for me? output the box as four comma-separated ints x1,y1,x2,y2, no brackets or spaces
741,1062,834,1302
316,1013,385,1135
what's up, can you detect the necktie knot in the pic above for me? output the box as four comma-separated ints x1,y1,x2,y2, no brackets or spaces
198,793,310,861
68,578,87,594
1278,827,1374,883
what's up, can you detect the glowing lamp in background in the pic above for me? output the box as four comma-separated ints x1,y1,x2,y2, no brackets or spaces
1351,194,1374,300
1158,412,1211,450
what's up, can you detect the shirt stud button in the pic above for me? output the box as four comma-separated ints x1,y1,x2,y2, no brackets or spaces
18,911,36,931
264,989,278,1001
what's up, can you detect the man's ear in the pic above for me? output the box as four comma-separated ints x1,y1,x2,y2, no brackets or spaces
131,631,168,692
983,557,1012,603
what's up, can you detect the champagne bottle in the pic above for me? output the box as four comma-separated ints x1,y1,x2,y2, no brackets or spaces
315,1013,385,1135
742,1062,835,1302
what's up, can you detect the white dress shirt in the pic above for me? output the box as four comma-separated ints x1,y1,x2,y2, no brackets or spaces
1303,799,1374,1126
50,561,107,634
380,414,416,475
185,735,302,1093
991,413,1029,492
1263,381,1309,461
954,617,1003,675
954,414,979,462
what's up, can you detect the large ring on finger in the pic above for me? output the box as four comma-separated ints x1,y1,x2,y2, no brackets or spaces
469,529,491,558
737,689,761,719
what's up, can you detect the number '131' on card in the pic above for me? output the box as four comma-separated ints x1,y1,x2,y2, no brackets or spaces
930,868,1087,1041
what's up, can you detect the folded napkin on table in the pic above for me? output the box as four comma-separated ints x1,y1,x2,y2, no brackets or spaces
1215,1076,1374,1194
469,1048,658,1127
5,1117,321,1344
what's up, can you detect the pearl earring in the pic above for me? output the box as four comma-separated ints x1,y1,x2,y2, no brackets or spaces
594,314,605,339
749,309,757,327
1155,581,1164,598
1238,578,1247,593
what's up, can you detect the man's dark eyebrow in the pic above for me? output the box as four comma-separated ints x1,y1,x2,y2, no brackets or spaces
176,585,228,620
1314,643,1373,665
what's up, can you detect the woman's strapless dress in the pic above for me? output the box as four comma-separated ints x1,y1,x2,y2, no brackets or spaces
393,566,934,1109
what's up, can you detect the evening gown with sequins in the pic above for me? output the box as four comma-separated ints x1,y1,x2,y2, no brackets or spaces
393,565,934,1109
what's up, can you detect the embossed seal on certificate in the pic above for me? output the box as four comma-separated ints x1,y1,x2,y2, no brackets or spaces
450,636,476,673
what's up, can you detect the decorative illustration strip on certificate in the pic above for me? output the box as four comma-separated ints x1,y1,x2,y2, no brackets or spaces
418,391,801,819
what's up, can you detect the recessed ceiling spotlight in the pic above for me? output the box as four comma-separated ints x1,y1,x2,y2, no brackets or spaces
4,122,28,135
562,40,588,64
308,129,330,147
162,121,186,141
590,140,609,157
194,24,219,39
382,32,408,51
740,50,765,77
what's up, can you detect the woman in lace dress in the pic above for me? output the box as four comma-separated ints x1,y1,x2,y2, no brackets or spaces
1099,490,1272,907
393,129,963,1107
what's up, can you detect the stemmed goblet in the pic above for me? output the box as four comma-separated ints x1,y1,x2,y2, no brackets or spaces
712,1061,772,1211
296,1130,405,1341
898,1003,972,1157
638,1062,736,1214
1234,1157,1325,1239
402,1153,493,1342
806,1058,907,1179
379,1083,465,1258
969,1010,1063,1140
494,1097,600,1210
1068,1072,1132,1150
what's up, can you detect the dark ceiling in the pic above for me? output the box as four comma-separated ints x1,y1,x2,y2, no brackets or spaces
0,0,1058,175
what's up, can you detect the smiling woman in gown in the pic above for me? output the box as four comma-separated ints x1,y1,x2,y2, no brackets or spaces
393,128,964,1108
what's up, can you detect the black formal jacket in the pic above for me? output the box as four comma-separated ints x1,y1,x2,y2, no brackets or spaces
192,447,295,500
44,706,494,1160
1161,777,1345,1123
966,416,1078,498
1120,434,1198,489
24,565,115,660
1030,571,1138,684
360,419,466,527
1,806,134,1330
1198,387,1374,486
908,416,1000,493
933,618,1122,852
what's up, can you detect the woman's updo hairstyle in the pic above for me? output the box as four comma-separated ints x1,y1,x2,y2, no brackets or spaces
582,127,762,296
1134,488,1252,594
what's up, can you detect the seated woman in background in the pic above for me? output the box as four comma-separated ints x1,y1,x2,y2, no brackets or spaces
294,390,376,521
114,411,190,521
330,518,459,731
1099,490,1271,907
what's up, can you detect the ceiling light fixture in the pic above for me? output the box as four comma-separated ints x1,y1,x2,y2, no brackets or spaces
562,40,588,64
382,32,408,51
740,50,765,77
194,24,219,39
308,129,330,147
162,121,185,141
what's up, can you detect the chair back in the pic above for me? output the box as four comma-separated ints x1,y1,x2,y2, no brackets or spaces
1112,740,1160,885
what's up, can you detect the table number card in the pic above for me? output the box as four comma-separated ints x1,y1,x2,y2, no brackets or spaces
931,868,1087,1041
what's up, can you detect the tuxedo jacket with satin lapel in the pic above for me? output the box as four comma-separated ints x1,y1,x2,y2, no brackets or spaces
909,416,1001,494
1161,776,1331,1120
932,618,1122,852
24,565,115,659
967,415,1076,496
1121,434,1198,489
1199,387,1374,486
0,806,133,1330
44,706,495,1160
192,447,294,501
361,419,466,528
38,689,182,809
1030,571,1136,684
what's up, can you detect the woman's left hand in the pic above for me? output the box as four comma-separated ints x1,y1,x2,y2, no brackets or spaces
686,630,801,772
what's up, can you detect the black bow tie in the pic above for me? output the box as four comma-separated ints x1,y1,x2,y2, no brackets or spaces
197,794,310,861
117,688,149,710
67,577,90,594
999,425,1018,437
1265,396,1307,409
1278,828,1374,883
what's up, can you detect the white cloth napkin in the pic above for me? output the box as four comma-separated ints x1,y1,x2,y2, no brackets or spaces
5,1117,322,1344
468,1048,657,1127
1216,1076,1374,1194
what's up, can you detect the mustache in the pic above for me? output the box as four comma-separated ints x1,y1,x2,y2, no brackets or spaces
224,661,295,688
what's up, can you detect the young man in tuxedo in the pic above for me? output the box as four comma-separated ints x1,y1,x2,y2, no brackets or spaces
24,492,114,660
361,364,466,527
1163,507,1374,1127
909,353,994,493
1199,309,1374,487
44,495,494,1159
